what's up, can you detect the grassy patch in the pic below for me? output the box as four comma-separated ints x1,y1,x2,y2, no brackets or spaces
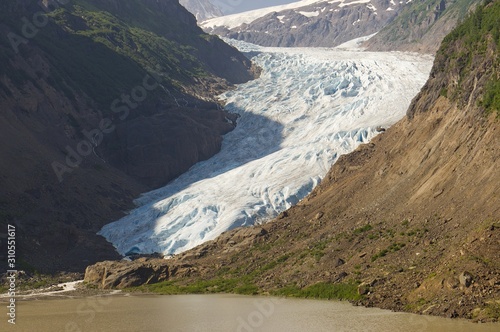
405,298,428,311
308,241,329,262
272,281,362,301
371,243,406,262
132,278,246,295
483,302,500,320
353,224,373,235
472,301,500,321
406,228,429,237
234,284,259,295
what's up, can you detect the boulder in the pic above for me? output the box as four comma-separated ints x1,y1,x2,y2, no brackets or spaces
358,282,370,295
459,271,473,288
84,258,175,289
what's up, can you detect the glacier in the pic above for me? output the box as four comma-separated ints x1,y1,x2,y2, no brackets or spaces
99,39,433,256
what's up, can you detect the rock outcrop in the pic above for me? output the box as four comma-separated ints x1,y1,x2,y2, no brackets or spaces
84,258,195,289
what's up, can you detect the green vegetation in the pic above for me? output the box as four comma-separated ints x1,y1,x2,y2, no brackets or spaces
308,240,329,262
353,224,373,235
472,301,500,321
271,281,362,301
374,0,474,44
406,228,428,238
149,253,293,296
0,0,226,110
137,278,362,301
130,248,362,302
131,278,258,296
439,0,500,114
483,302,500,320
404,298,428,312
253,242,273,252
37,1,209,107
482,79,500,115
371,242,406,262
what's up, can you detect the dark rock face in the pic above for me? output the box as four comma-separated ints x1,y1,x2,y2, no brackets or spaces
0,0,256,273
203,0,406,47
100,102,236,188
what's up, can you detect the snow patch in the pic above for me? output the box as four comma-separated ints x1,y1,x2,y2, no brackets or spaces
297,11,320,17
366,3,377,12
337,0,371,8
335,33,378,51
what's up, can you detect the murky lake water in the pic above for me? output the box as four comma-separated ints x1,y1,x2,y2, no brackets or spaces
2,294,499,331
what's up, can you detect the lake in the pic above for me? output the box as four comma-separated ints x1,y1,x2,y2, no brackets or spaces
2,294,499,331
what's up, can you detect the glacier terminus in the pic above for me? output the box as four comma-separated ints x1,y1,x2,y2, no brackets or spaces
99,39,433,257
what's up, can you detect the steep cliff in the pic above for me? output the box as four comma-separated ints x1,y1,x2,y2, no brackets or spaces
86,0,499,321
0,0,256,273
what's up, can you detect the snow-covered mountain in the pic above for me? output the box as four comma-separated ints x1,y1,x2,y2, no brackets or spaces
202,0,408,47
179,0,223,21
99,39,433,257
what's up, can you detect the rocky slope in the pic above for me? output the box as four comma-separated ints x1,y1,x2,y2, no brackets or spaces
364,0,479,53
179,0,223,21
0,0,256,273
202,0,407,47
85,0,500,321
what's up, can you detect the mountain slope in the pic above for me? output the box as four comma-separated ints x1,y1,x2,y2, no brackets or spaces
364,0,479,53
0,0,256,273
86,0,500,321
202,0,407,47
179,0,223,21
